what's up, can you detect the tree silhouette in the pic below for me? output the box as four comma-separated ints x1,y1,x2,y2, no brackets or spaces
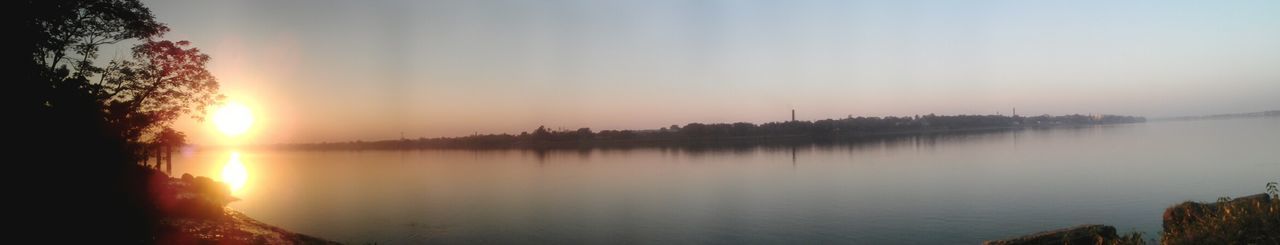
100,40,221,151
152,126,187,174
30,0,168,77
22,0,221,242
30,0,220,161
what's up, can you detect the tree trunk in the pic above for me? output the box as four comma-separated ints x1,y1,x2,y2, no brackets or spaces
154,146,162,170
165,146,172,174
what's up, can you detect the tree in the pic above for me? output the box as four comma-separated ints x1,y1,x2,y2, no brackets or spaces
101,40,221,147
21,0,215,242
152,126,187,173
576,127,594,140
532,125,551,141
28,0,220,160
29,0,168,79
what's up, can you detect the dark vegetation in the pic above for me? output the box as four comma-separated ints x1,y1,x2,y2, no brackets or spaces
16,0,297,243
982,224,1145,245
1161,182,1280,244
291,114,1145,150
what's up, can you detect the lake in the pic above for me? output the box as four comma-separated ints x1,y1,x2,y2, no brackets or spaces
173,118,1279,244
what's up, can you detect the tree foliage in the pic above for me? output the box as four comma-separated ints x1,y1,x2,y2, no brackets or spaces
28,0,219,156
101,40,221,143
21,0,221,242
30,0,169,78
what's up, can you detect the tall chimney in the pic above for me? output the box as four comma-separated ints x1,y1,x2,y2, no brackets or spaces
792,109,795,122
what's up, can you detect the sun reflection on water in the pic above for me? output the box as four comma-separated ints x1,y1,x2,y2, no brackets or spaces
221,151,249,195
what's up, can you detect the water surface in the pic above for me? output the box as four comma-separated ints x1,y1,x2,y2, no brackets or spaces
174,118,1280,244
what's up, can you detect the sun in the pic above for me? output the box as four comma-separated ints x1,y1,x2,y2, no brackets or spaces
213,101,254,137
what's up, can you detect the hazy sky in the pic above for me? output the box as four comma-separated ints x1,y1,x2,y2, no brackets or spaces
145,0,1280,144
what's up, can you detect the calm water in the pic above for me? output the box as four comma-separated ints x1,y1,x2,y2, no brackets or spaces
174,118,1279,244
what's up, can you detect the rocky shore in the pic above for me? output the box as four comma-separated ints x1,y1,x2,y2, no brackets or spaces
148,171,338,244
982,224,1126,245
154,208,338,244
985,192,1278,245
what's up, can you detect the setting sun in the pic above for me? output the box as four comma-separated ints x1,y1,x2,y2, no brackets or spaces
213,101,254,137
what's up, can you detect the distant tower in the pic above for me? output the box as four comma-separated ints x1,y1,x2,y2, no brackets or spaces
791,109,795,122
1013,107,1017,117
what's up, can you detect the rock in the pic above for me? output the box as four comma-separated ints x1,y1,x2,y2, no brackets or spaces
153,173,239,219
983,224,1118,245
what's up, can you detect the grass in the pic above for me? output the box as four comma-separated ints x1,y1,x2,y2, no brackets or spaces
1159,181,1280,244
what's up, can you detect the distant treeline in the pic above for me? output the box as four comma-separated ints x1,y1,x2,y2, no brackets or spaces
1155,110,1279,121
277,114,1145,150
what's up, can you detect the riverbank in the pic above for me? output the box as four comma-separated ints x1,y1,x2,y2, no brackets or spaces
145,168,338,244
155,208,337,244
985,190,1279,244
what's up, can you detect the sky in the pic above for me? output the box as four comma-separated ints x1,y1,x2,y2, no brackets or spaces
142,0,1280,145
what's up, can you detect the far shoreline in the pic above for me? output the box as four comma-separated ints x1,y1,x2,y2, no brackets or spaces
195,112,1277,152
209,117,1156,152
